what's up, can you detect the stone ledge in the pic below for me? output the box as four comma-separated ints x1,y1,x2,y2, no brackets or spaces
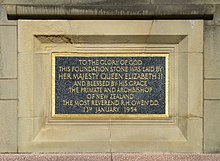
5,4,214,20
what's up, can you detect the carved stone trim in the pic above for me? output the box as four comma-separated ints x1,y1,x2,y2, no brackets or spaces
6,4,214,20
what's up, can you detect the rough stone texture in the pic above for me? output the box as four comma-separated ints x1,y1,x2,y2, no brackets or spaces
112,153,220,161
204,100,220,153
0,101,17,152
0,154,111,161
204,25,220,78
0,153,220,161
204,80,220,99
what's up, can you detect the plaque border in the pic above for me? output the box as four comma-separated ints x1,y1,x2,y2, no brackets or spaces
51,52,169,118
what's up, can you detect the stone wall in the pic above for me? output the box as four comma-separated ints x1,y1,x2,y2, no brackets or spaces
204,5,220,153
0,4,17,152
0,0,220,153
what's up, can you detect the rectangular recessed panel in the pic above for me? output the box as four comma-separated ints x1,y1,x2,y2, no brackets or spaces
52,53,169,118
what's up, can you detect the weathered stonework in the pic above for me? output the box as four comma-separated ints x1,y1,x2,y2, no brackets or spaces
16,20,203,152
0,0,220,156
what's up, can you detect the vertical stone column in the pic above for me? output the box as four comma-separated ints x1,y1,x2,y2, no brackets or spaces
0,5,17,152
204,5,220,153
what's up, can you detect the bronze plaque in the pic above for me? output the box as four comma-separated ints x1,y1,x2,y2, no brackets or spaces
52,53,169,118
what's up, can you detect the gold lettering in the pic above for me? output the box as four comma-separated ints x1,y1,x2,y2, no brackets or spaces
95,107,119,113
58,73,72,79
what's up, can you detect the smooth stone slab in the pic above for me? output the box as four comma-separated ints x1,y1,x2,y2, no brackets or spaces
0,101,17,152
204,80,220,99
204,25,220,78
204,100,220,153
0,79,17,99
0,26,17,78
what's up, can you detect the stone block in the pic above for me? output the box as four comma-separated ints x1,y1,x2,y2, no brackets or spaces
0,100,17,152
18,118,111,152
204,80,220,99
204,20,215,26
178,53,203,117
214,5,220,25
18,53,47,118
0,79,17,99
0,25,17,78
204,100,220,153
18,20,203,153
204,25,220,78
111,118,202,152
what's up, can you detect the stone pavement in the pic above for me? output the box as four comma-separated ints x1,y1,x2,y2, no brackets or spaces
0,153,220,161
